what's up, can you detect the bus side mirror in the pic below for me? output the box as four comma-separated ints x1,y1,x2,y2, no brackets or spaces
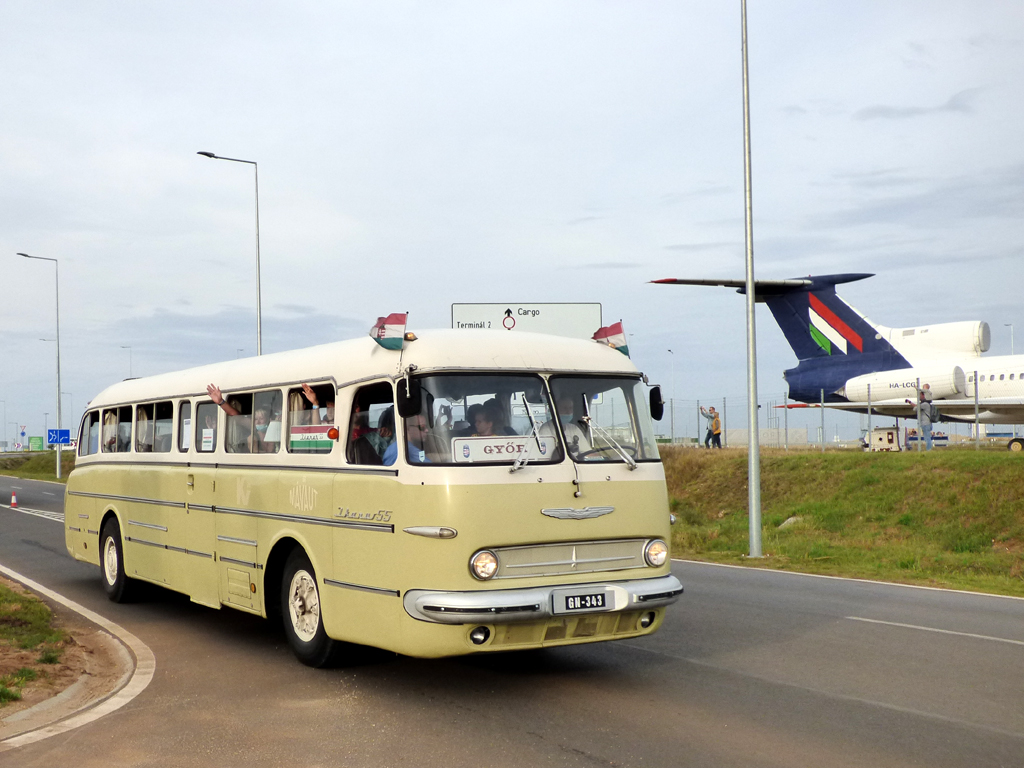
397,378,422,418
649,386,664,421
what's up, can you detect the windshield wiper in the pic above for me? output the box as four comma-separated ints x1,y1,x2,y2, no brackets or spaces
581,392,637,470
510,394,544,474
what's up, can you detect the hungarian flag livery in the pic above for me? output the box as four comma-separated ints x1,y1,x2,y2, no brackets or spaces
808,293,862,356
370,313,407,350
592,321,629,357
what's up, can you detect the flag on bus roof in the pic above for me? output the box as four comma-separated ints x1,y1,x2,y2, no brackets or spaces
593,321,629,357
370,313,407,350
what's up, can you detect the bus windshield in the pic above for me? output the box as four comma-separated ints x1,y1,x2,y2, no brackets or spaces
548,376,660,463
405,374,563,465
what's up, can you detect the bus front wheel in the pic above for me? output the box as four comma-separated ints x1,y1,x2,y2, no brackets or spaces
100,518,137,603
281,549,337,667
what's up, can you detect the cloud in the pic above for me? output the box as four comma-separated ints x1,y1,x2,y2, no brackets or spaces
663,242,738,252
853,88,982,121
575,261,641,269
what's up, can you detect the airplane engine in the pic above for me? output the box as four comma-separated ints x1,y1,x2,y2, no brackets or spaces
883,321,990,358
842,366,966,402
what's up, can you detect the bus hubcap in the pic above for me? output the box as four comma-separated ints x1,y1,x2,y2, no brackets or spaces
103,538,118,585
288,570,320,643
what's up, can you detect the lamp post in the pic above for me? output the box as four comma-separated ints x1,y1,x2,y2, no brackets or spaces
197,151,262,355
62,392,73,434
19,252,63,479
121,345,133,378
0,400,5,451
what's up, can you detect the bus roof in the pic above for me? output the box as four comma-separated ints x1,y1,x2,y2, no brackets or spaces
86,329,640,408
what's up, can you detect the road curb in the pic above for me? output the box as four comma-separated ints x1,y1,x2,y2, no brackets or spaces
0,564,156,752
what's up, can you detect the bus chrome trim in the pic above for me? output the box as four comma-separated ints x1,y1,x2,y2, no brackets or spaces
68,459,398,477
215,505,394,533
217,535,257,547
128,520,168,532
486,539,648,579
69,526,81,532
324,578,400,597
219,556,258,568
404,574,683,624
187,549,213,559
403,526,458,539
541,506,615,520
67,490,186,509
125,536,164,549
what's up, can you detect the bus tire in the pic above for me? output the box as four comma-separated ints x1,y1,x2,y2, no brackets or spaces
100,518,136,603
1009,438,1024,453
281,549,336,668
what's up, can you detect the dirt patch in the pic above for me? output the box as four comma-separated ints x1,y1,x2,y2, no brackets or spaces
0,576,131,737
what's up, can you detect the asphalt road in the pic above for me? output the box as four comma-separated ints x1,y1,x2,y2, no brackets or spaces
1,473,1022,767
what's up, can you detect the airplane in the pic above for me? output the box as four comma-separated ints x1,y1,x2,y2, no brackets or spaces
652,273,1024,451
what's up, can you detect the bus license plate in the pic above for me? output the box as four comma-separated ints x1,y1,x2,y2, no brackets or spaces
561,592,606,612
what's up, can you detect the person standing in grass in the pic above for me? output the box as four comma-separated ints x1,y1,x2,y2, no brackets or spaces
701,405,722,449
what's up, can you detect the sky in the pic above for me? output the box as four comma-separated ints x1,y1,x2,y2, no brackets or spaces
2,1,1022,446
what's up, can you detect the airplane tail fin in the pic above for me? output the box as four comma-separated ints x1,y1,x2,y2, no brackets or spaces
652,273,895,362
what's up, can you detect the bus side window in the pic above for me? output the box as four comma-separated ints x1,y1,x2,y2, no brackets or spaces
178,401,192,452
154,401,173,453
195,402,219,453
225,393,254,454
254,389,283,454
80,411,100,456
101,409,118,453
116,409,133,450
346,382,394,465
287,383,335,454
136,403,155,452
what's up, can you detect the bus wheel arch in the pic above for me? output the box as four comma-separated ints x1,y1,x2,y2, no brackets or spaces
99,512,137,603
264,537,302,622
279,546,337,667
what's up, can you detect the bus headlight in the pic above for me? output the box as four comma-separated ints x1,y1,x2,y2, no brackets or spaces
470,550,499,580
644,539,668,567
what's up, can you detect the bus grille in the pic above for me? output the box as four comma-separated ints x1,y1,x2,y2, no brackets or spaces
492,539,647,579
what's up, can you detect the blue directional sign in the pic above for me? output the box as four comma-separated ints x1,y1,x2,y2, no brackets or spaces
47,429,71,445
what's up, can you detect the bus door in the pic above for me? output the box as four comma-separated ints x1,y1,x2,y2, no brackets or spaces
184,400,220,608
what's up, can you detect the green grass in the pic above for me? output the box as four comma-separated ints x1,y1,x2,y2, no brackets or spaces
0,582,67,706
663,446,1024,597
0,451,74,483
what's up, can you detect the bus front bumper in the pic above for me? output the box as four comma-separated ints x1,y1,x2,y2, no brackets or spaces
403,573,683,625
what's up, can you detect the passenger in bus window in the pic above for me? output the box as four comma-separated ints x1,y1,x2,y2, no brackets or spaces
484,398,518,436
473,404,502,437
405,412,433,464
301,383,335,425
206,384,241,416
378,407,397,465
541,395,591,456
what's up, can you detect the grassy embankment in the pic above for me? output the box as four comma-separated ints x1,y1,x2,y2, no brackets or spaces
664,446,1024,597
0,581,66,705
0,451,75,483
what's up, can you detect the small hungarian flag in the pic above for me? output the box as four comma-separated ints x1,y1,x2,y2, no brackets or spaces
593,321,629,357
370,313,407,350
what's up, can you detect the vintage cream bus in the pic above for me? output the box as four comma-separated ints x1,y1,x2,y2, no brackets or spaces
66,330,682,665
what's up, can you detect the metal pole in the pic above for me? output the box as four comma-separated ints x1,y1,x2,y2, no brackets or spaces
696,399,700,447
20,253,62,478
741,0,762,557
915,378,922,453
1,400,5,449
820,388,825,453
723,396,728,448
1007,324,1016,440
974,370,980,450
783,392,788,451
668,349,675,444
867,383,872,451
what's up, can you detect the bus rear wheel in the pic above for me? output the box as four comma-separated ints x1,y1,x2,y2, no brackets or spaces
281,549,337,667
100,518,137,603
1009,438,1024,453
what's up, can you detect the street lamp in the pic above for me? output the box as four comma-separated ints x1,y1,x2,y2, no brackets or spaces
0,400,5,450
197,151,262,355
19,252,63,479
62,392,73,433
121,345,133,378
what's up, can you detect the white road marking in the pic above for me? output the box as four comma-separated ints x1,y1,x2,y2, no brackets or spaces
846,616,1024,647
0,503,64,523
672,558,1024,603
0,564,156,752
42,491,55,496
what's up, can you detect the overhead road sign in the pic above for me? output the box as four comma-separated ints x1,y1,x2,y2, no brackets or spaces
452,303,602,340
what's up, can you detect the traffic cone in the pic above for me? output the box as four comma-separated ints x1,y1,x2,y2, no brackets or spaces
10,492,17,508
